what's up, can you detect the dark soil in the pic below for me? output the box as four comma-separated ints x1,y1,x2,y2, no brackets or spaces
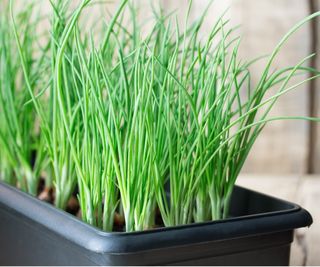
36,178,164,232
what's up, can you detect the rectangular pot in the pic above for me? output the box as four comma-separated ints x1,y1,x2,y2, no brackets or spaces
0,181,312,265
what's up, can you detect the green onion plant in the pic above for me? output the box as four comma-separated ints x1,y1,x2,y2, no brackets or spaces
0,2,48,195
2,0,319,232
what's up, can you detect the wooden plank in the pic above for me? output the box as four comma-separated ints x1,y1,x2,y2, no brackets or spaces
311,0,320,173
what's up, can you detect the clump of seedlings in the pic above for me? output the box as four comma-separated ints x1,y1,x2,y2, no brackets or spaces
0,2,48,195
0,0,319,232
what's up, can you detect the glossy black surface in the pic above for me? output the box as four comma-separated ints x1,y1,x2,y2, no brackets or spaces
0,181,312,265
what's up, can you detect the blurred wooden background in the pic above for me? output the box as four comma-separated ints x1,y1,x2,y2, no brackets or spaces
13,0,320,174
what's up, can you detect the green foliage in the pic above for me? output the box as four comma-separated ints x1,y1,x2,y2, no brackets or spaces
0,2,47,195
1,0,319,231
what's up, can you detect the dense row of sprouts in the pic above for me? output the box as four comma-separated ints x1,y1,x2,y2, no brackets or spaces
0,0,319,231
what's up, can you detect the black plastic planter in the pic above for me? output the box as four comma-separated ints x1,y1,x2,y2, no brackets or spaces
0,181,312,266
